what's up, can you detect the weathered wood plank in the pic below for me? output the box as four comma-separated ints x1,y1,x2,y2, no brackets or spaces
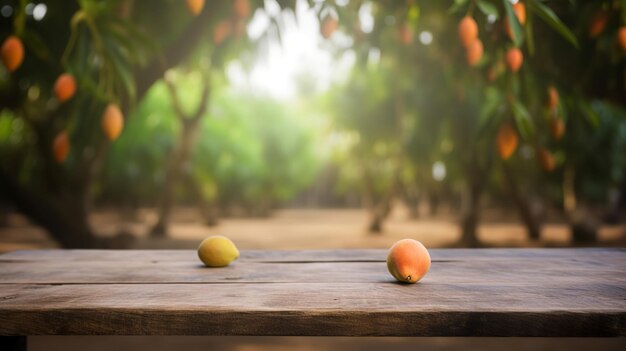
0,283,624,336
2,248,624,262
0,249,624,336
0,258,624,285
0,249,623,285
1,281,624,312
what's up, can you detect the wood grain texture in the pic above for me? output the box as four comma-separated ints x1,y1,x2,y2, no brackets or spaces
0,249,624,336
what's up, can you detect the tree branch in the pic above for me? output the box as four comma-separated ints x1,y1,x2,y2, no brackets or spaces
134,2,222,102
164,77,188,122
190,73,211,122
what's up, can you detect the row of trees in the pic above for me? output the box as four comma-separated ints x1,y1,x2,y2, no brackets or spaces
323,0,626,244
0,0,625,247
99,75,321,228
0,0,305,247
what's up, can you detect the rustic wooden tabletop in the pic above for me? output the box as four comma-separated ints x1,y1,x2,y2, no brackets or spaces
0,248,624,337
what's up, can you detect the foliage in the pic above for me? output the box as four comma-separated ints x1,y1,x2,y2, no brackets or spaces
0,0,625,245
99,73,322,207
318,0,625,218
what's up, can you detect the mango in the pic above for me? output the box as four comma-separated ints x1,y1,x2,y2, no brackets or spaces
387,239,431,284
197,236,239,267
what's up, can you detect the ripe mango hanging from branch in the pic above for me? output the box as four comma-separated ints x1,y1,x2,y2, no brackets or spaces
102,104,124,141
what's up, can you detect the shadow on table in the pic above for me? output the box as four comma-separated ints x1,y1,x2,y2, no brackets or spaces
30,336,626,351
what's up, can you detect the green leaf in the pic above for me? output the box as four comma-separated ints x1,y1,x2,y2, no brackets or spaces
502,0,522,47
476,0,498,19
527,0,578,48
448,0,468,15
579,100,599,127
525,9,535,56
512,101,534,139
103,36,136,102
14,0,27,35
102,20,158,66
407,4,420,21
21,29,51,62
478,88,504,136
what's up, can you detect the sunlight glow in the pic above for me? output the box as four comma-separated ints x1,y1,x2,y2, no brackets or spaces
24,3,33,15
419,31,433,45
228,0,354,100
358,2,374,33
33,3,46,21
432,162,446,182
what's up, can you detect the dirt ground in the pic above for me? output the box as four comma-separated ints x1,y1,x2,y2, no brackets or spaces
2,207,625,350
1,206,625,253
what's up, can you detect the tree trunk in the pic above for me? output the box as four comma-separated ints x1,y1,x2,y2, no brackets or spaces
368,212,384,233
187,176,219,227
429,192,440,217
0,170,133,248
408,200,420,219
367,198,393,234
151,75,210,237
0,199,9,227
570,212,599,243
459,178,482,247
457,145,492,248
361,166,397,235
399,181,420,219
563,164,576,215
502,163,542,241
562,165,598,243
0,105,136,248
151,119,201,237
202,202,220,227
0,4,222,248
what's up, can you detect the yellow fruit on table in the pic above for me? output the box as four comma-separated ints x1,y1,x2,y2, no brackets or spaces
387,239,431,284
1,35,24,72
54,73,77,103
198,236,240,267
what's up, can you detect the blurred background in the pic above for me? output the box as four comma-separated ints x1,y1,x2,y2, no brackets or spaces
0,0,625,252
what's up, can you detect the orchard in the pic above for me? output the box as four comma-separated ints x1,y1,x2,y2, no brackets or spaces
0,0,625,248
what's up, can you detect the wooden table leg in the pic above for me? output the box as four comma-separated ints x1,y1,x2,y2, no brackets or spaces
0,336,27,351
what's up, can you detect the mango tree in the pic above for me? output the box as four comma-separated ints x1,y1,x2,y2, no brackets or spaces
0,0,290,247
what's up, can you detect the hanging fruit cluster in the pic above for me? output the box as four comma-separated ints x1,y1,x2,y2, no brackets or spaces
3,1,256,164
458,16,482,66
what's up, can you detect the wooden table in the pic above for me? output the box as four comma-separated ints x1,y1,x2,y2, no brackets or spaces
0,248,625,349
